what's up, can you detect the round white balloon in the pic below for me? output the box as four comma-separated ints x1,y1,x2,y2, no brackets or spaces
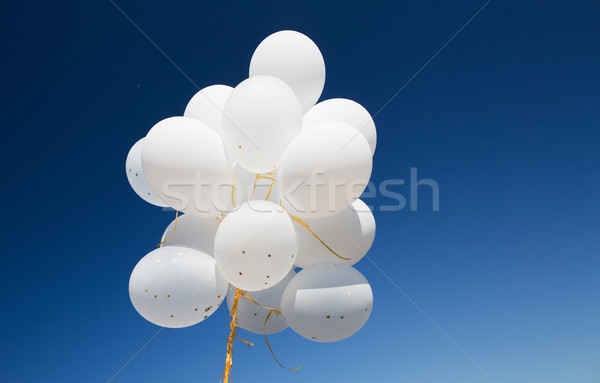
184,84,233,137
129,246,228,328
221,75,302,173
279,121,372,219
215,200,297,291
280,262,373,342
231,162,281,206
250,30,325,113
226,270,295,334
304,98,377,155
142,117,232,216
160,213,221,257
125,138,168,207
294,199,375,268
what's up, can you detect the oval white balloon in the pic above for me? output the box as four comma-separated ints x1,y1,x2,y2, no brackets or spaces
303,98,377,155
129,246,228,328
279,121,372,219
183,84,233,137
125,138,168,207
231,162,281,206
160,213,221,257
226,270,295,334
280,262,373,342
294,199,375,268
142,117,232,216
250,30,325,113
221,75,302,173
214,200,297,291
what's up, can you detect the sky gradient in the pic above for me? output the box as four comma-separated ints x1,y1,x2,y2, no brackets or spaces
1,1,599,382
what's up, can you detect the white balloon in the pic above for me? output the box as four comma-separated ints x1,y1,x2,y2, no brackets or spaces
125,138,168,207
279,121,372,219
160,213,221,257
215,200,297,291
129,246,228,328
231,162,281,206
304,98,377,155
226,270,295,334
184,84,233,137
250,30,325,113
294,199,375,268
142,117,232,216
221,75,302,173
280,262,373,342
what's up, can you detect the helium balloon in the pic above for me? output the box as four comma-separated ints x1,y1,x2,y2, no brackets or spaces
294,199,375,268
142,117,232,216
125,138,168,207
280,262,373,342
214,200,297,291
129,246,228,328
279,121,372,219
250,30,325,113
221,75,302,173
303,98,377,155
160,213,221,257
226,270,295,334
231,162,281,206
184,84,233,137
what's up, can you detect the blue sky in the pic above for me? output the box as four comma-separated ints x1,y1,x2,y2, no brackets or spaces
1,1,599,382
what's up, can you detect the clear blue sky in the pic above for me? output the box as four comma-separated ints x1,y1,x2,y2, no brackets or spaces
1,1,599,382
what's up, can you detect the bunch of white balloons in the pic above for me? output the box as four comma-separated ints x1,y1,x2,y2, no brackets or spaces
126,31,377,344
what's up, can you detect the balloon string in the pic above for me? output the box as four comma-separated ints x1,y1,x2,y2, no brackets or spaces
266,168,278,202
222,288,242,383
156,210,179,247
240,292,280,313
265,178,275,201
256,176,278,182
251,170,278,201
263,311,301,372
235,335,254,347
251,174,259,200
239,293,300,372
231,169,236,208
288,215,350,260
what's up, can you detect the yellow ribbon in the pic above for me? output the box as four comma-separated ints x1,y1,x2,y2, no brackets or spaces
265,179,275,201
222,288,242,383
231,169,236,208
288,214,350,261
263,311,301,371
240,292,280,313
156,210,179,247
235,335,254,347
239,292,300,372
251,170,278,201
251,174,259,200
256,176,278,182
